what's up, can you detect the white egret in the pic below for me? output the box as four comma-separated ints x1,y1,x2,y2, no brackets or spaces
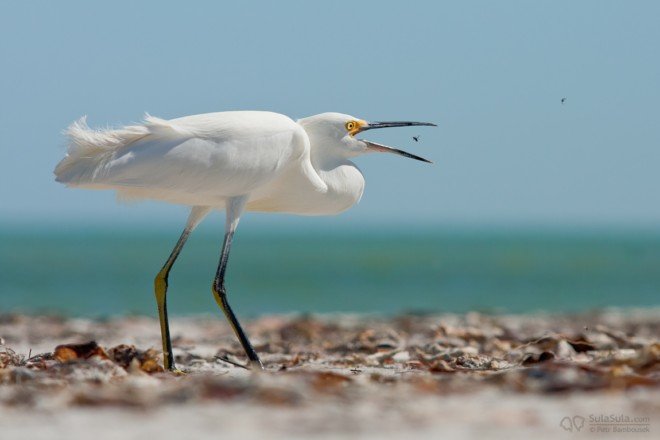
54,111,436,371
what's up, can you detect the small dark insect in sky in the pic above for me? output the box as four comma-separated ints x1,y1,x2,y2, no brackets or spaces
412,136,420,142
561,98,566,104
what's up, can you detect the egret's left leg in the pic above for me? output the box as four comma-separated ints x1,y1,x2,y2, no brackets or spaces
211,196,263,369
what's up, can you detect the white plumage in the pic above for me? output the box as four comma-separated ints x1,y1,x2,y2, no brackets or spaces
55,111,371,215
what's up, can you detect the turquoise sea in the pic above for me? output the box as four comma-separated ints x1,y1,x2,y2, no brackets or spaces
1,226,659,317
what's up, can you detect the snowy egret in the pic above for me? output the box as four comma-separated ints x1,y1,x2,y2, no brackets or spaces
54,111,436,370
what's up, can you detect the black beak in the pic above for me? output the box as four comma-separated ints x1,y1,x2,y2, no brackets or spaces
360,121,437,132
361,140,433,164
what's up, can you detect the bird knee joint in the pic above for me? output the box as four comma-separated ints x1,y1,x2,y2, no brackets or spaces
154,272,168,300
212,282,226,298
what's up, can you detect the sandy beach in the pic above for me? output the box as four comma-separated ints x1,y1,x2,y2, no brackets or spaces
1,310,658,439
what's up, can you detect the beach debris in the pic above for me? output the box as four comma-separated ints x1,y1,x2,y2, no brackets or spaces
566,339,596,353
521,351,555,366
426,359,456,373
51,341,164,374
0,346,23,369
54,341,108,362
108,344,163,374
107,344,138,368
0,311,657,409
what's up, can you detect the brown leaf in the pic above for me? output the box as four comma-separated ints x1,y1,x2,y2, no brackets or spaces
53,341,108,362
107,344,138,369
107,344,163,373
137,349,164,373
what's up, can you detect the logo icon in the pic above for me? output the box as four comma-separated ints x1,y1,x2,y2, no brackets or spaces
560,416,585,432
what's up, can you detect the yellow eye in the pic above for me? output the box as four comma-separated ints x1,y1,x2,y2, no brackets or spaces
345,121,357,132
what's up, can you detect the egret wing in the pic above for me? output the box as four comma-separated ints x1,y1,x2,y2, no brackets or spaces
56,112,307,205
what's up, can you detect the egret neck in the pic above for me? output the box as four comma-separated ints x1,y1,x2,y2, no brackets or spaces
298,117,366,215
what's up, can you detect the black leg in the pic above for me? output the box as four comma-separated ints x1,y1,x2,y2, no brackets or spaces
211,196,263,369
154,206,209,371
211,229,263,368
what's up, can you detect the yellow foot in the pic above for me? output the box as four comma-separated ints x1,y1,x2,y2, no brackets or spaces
168,367,187,376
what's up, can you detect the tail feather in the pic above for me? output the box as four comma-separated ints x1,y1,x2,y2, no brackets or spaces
54,116,150,185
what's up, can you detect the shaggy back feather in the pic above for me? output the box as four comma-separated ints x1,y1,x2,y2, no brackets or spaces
54,115,170,184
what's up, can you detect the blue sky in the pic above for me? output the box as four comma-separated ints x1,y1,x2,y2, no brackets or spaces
1,1,659,229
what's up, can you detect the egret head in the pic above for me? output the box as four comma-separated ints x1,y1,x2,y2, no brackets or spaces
298,113,435,164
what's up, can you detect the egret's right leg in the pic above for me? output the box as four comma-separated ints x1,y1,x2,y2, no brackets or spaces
154,206,210,371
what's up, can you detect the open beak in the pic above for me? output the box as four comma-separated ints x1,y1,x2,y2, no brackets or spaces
358,120,436,164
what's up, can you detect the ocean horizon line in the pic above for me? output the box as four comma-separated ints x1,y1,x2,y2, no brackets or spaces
3,218,660,238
